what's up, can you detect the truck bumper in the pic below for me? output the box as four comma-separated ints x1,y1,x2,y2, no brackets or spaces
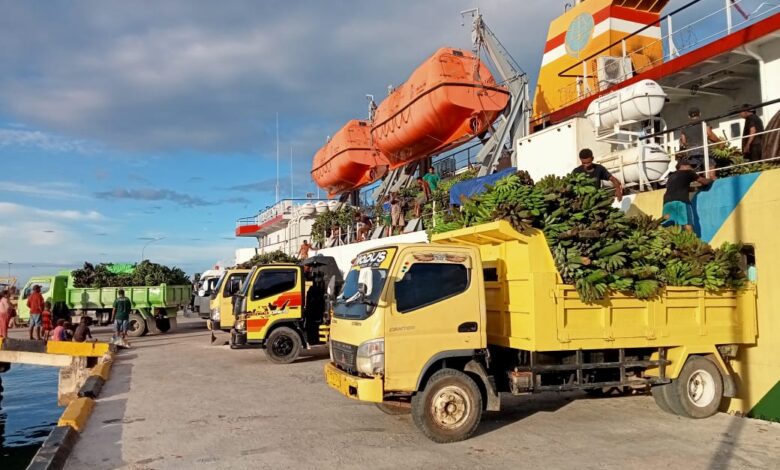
323,362,383,403
229,330,264,349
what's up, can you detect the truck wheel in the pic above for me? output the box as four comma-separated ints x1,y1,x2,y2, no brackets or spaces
651,383,677,415
376,403,411,415
127,313,147,337
264,327,302,364
156,317,171,333
667,356,724,419
411,368,483,443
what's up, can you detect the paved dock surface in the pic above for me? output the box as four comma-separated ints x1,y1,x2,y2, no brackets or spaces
46,318,780,470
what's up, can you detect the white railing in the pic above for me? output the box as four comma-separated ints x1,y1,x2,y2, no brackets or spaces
556,0,780,108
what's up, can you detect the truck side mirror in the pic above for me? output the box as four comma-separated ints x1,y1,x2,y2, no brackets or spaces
358,267,373,297
198,289,206,297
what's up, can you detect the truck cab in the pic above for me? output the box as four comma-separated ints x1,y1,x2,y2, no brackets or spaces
231,256,342,363
193,269,223,319
17,274,68,322
207,268,249,331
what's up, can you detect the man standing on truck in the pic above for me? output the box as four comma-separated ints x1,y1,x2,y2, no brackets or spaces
662,160,714,231
298,240,311,260
27,284,44,340
113,289,132,344
572,148,623,202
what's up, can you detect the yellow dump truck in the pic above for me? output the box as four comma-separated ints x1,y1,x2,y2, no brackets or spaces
323,221,758,443
207,268,250,332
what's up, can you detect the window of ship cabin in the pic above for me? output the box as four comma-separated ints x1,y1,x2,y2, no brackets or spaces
252,269,297,301
395,263,469,313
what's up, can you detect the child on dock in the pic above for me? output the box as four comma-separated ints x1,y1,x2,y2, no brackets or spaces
41,301,53,341
50,319,66,341
73,316,94,342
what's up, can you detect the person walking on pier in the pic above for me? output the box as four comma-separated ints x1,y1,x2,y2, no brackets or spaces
27,284,44,340
113,289,132,344
0,291,10,338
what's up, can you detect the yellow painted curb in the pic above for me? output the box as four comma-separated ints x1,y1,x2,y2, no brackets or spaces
58,397,95,432
90,361,112,381
46,341,110,357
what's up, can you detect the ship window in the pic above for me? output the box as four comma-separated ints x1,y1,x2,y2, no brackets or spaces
730,122,740,139
395,263,469,313
252,269,297,300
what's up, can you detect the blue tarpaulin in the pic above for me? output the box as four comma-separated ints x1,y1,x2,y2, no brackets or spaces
449,167,516,205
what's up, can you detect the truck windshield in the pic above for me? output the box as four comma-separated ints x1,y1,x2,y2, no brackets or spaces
23,281,51,299
213,273,227,297
238,267,258,297
333,268,387,320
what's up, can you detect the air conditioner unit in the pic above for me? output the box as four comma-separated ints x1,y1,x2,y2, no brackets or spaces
597,56,633,90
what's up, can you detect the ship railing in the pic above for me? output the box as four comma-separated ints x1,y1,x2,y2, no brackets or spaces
358,141,483,206
235,198,329,228
553,0,780,115
617,97,780,191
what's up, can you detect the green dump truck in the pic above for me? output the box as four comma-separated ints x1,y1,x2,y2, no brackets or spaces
18,271,191,337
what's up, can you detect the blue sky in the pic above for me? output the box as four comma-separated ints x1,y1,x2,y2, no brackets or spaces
0,0,719,282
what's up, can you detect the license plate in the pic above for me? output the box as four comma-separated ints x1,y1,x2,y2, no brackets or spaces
326,366,350,395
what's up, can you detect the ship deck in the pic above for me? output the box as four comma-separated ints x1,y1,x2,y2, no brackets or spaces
8,318,775,469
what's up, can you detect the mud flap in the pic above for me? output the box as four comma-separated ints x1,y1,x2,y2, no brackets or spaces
464,360,501,412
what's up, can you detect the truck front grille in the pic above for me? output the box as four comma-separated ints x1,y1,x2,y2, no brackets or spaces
331,340,358,373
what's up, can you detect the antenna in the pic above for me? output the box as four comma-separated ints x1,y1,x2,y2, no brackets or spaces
290,144,293,199
275,112,280,203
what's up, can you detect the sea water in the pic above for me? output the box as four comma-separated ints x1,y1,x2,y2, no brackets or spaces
0,364,61,469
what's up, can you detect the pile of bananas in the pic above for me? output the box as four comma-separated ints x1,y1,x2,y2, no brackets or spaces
432,171,746,303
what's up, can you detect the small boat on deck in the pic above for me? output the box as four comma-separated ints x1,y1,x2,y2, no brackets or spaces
371,47,510,168
311,120,390,197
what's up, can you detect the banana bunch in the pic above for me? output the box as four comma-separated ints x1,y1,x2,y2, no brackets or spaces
430,170,746,303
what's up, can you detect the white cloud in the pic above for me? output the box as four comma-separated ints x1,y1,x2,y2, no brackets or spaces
0,181,86,200
0,128,92,153
0,202,104,222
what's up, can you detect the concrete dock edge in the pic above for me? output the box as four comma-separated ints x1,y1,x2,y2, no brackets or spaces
25,350,117,470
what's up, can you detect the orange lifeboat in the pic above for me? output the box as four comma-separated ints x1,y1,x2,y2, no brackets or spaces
311,120,390,197
372,47,510,168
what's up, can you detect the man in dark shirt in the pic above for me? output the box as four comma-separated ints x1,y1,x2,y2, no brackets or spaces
113,289,132,343
662,160,714,231
680,107,719,178
740,104,765,161
571,148,623,201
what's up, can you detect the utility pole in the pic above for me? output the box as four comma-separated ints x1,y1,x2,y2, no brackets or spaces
290,144,294,199
276,112,280,203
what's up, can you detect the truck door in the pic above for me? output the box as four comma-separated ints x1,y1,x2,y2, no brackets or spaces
245,267,303,341
384,248,484,391
219,272,247,330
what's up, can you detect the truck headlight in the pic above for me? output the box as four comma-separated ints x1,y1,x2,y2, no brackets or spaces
356,338,384,377
211,308,220,321
328,340,334,362
235,319,246,332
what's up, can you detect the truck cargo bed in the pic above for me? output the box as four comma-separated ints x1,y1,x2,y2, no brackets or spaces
432,221,757,352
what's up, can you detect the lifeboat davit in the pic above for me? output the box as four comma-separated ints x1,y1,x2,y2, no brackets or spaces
372,47,510,168
311,120,390,197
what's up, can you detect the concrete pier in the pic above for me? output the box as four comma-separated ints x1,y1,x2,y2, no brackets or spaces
0,337,111,405
50,318,780,469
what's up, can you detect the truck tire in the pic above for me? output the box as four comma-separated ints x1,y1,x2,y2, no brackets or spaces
156,317,171,333
651,383,677,414
127,313,147,338
264,327,302,364
376,403,411,415
411,368,483,443
666,356,724,419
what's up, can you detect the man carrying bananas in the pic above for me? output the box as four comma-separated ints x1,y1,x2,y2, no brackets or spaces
571,148,623,201
662,160,714,232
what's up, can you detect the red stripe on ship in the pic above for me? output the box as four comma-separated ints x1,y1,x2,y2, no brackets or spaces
247,318,269,332
544,5,661,53
541,12,780,125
